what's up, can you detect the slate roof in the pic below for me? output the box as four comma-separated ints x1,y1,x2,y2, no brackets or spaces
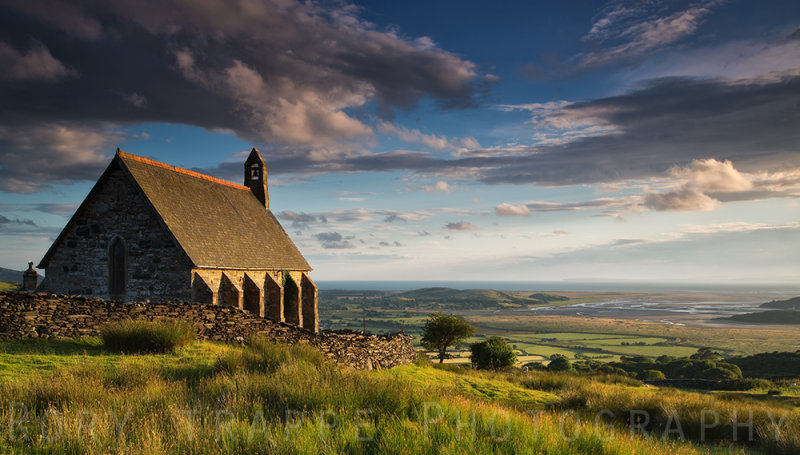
40,150,311,271
116,151,311,271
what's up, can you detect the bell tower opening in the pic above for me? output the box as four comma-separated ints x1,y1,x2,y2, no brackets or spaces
244,148,269,208
249,163,260,180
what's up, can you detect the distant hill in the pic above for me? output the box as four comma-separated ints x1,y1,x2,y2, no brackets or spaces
723,310,800,325
528,293,569,304
0,267,23,283
761,296,800,310
320,287,571,310
397,287,531,308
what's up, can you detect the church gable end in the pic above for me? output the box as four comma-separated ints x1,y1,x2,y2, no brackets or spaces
38,158,193,300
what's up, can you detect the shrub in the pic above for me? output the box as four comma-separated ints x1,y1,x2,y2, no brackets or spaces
470,336,516,370
640,369,666,381
716,378,773,391
414,350,432,367
701,366,740,380
547,354,572,372
522,362,547,371
100,319,196,353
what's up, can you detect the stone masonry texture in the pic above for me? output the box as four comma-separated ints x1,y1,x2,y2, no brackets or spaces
0,292,415,370
38,165,194,300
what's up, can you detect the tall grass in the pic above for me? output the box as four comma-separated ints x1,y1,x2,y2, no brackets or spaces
100,319,196,353
515,370,800,454
0,337,790,454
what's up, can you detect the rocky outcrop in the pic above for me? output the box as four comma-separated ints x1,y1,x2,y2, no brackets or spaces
0,292,415,370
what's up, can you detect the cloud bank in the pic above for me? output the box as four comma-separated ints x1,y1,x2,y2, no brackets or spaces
0,0,479,192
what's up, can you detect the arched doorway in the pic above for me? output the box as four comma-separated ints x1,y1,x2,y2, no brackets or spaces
108,237,127,299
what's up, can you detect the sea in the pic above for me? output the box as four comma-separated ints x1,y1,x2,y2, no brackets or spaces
315,280,800,298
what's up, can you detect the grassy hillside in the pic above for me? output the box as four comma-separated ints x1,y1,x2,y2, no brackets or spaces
396,287,533,308
1,338,798,454
724,310,800,325
761,296,800,310
0,267,23,283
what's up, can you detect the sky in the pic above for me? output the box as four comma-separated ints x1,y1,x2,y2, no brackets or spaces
0,0,799,284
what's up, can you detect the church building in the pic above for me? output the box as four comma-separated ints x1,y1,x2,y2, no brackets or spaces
37,148,318,331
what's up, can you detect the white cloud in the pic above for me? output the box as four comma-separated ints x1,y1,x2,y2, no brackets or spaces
671,158,752,191
515,159,800,214
378,121,462,150
644,158,800,211
0,123,121,192
204,57,373,146
459,137,480,149
402,180,456,194
680,221,800,235
629,35,800,84
525,197,641,213
495,203,531,216
579,0,718,67
423,181,453,194
0,41,73,81
497,101,622,145
444,221,478,231
644,186,720,211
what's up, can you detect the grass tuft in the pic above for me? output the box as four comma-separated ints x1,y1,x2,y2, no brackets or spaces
100,319,196,353
214,336,327,374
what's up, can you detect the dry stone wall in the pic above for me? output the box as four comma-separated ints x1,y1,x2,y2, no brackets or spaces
0,292,415,370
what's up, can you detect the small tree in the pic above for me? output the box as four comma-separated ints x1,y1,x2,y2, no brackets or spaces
547,354,572,372
691,347,723,362
420,312,475,363
470,336,517,370
640,369,667,381
701,367,740,381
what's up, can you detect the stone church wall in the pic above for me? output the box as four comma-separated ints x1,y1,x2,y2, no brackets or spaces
39,166,194,301
0,292,415,370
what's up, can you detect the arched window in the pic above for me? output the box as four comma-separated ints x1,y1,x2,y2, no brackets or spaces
109,237,127,298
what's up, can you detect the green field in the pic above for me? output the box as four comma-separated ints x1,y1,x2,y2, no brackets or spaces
321,299,799,364
0,337,229,378
466,313,800,356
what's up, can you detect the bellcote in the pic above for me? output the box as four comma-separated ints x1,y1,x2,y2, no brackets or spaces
244,148,269,208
